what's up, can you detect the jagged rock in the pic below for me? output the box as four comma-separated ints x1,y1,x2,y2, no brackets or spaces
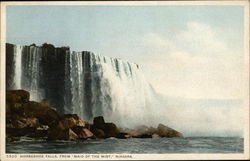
47,114,88,140
103,123,120,138
54,114,86,131
121,124,183,138
6,90,184,140
91,116,120,138
84,122,92,130
22,101,61,126
91,128,105,138
71,126,93,139
121,126,156,138
48,128,78,140
157,124,183,137
6,90,92,140
93,116,105,129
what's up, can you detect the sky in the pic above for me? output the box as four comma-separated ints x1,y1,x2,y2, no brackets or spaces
6,5,245,100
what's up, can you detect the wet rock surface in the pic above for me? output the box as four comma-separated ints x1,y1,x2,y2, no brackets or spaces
6,90,183,141
90,116,121,138
120,124,183,138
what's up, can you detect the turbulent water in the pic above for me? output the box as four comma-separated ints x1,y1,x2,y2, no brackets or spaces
6,43,157,128
6,137,243,153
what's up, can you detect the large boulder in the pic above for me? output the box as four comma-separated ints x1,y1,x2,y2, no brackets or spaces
90,116,120,138
93,116,105,129
56,114,85,130
121,126,156,138
121,124,183,138
103,123,120,138
157,124,183,137
90,128,105,138
48,114,90,140
22,101,61,126
48,128,78,140
71,126,94,139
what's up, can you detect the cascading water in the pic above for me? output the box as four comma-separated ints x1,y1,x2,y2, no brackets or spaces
6,43,244,136
6,43,159,128
65,51,158,127
13,45,22,89
22,46,44,101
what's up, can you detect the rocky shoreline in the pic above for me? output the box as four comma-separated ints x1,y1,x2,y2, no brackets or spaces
6,90,183,141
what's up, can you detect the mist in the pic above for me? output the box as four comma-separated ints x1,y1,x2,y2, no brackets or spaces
149,94,244,137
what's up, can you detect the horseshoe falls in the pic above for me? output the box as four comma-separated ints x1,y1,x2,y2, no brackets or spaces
5,43,244,137
6,43,159,128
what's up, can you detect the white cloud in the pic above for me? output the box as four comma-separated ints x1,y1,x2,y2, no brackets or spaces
140,21,244,99
177,22,230,57
142,33,176,51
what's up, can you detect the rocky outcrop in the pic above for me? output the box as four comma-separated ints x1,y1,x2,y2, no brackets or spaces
6,90,30,103
121,124,183,138
157,124,183,137
6,90,93,140
90,116,122,138
47,114,93,140
56,114,86,129
52,128,78,140
71,126,94,139
22,101,62,126
6,90,183,140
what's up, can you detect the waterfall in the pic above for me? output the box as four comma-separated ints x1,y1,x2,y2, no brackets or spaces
6,43,243,136
22,46,43,101
6,43,158,128
13,45,22,89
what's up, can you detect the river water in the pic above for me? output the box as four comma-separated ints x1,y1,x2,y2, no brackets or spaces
6,137,243,154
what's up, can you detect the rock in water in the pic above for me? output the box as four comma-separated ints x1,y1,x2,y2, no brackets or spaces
103,123,120,138
71,126,94,139
121,124,183,138
91,116,120,138
48,114,91,140
56,114,86,130
54,128,78,140
93,116,105,128
90,128,105,138
157,124,183,137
